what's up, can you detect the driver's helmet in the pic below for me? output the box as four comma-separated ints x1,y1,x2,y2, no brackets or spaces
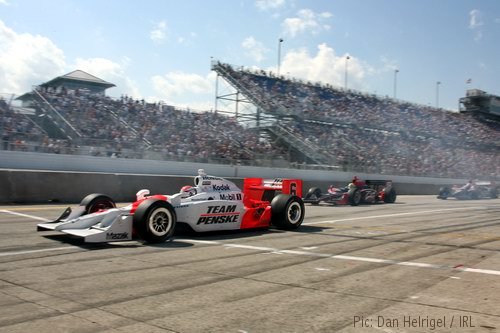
136,189,150,201
180,185,197,198
181,185,192,192
352,176,365,187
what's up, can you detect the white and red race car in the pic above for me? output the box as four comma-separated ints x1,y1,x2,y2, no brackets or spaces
37,169,305,243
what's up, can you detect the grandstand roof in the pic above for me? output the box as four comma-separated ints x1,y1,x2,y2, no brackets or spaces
41,70,116,89
16,70,116,102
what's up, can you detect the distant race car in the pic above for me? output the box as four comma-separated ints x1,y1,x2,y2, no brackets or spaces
303,178,397,206
37,169,305,243
437,181,498,200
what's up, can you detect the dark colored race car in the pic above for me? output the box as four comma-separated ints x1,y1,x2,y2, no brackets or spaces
303,178,397,206
437,181,498,200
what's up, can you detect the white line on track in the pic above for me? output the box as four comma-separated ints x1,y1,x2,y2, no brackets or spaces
302,206,486,225
0,209,51,222
2,206,499,277
0,247,75,257
185,239,500,276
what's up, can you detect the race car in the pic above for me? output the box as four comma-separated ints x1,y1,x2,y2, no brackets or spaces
37,169,305,243
437,181,498,200
303,178,397,206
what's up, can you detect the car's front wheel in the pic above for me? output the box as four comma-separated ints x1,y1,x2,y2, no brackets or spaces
305,187,322,205
80,193,116,214
133,199,177,243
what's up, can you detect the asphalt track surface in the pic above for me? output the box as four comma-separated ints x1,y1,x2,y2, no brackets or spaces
1,196,499,333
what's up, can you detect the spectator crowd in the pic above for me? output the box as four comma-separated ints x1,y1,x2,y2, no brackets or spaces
2,88,277,164
2,62,499,179
216,62,499,178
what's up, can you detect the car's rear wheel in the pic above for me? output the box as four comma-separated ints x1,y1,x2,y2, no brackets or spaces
383,189,397,203
348,189,361,206
133,199,177,243
271,194,305,230
80,193,116,214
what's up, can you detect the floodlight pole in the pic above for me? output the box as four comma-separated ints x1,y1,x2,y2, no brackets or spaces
436,81,441,108
393,69,399,99
277,38,284,76
345,55,350,89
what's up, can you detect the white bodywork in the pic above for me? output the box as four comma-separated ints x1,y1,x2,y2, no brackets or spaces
37,169,247,242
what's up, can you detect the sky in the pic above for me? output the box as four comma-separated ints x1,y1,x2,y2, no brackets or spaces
1,0,500,111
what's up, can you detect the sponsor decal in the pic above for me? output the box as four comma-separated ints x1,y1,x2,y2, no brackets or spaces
174,204,189,209
212,184,231,191
197,205,240,225
202,176,223,181
220,193,242,200
197,215,239,224
106,232,129,240
202,181,211,185
206,205,237,213
290,182,297,196
265,178,284,188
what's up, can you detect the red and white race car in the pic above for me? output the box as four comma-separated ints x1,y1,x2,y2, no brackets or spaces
37,169,305,243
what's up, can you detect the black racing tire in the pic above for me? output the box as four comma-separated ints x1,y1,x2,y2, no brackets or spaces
271,194,305,230
383,189,397,203
133,199,177,243
437,187,451,199
80,193,116,214
348,189,361,206
305,187,322,205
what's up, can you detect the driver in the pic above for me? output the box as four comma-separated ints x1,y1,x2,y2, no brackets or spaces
351,176,366,188
328,185,338,194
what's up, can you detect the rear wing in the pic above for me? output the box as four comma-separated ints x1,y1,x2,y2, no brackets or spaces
243,178,303,205
365,180,391,186
476,181,494,186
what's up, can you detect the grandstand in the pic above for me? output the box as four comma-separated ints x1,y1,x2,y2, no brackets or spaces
460,89,500,118
212,61,499,179
1,62,499,179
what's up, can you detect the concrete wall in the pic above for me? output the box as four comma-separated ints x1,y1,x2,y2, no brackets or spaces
0,170,451,204
0,151,466,203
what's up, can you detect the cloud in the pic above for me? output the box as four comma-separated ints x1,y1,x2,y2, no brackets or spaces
72,57,141,98
0,20,66,95
150,21,168,44
282,9,332,38
255,0,285,11
242,36,269,62
469,9,483,42
277,43,368,90
151,71,215,106
0,19,141,99
469,9,483,29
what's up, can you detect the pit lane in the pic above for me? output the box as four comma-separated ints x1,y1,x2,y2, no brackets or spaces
1,196,499,332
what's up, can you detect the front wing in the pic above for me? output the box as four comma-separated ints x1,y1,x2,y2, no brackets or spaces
37,208,134,242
